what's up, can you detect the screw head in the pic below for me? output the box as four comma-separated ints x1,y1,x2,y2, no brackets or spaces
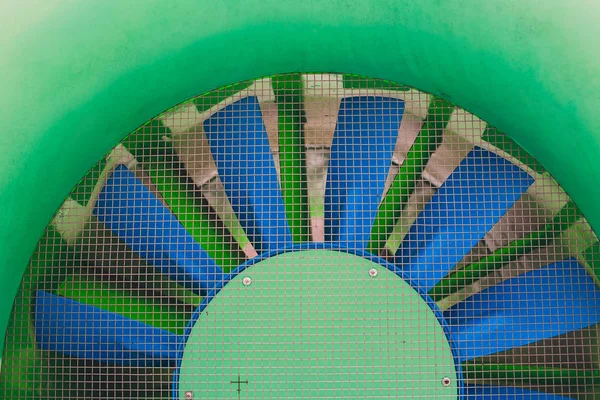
368,268,378,278
184,391,194,400
242,276,252,286
442,377,451,387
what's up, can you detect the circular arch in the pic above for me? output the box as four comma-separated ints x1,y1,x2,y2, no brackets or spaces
1,0,600,351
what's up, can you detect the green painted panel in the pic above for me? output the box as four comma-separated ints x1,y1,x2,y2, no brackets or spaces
482,126,546,174
70,158,108,206
0,226,76,398
85,265,203,308
272,73,310,243
56,276,190,335
122,120,245,273
2,0,600,364
430,200,583,300
368,97,455,253
342,74,410,91
584,242,600,281
463,362,600,387
194,81,254,114
178,250,457,399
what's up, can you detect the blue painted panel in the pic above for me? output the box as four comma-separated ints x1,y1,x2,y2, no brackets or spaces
94,164,222,294
324,96,404,249
34,290,182,367
395,147,533,291
203,96,292,253
445,258,600,362
465,385,574,399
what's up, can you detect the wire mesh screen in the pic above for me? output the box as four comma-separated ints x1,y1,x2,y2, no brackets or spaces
2,73,600,399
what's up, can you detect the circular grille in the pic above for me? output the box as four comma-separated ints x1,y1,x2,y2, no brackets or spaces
2,74,599,400
176,249,457,399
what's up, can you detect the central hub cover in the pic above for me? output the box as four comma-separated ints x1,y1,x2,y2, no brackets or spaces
175,250,457,399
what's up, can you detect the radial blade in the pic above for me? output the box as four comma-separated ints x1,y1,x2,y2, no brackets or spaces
34,290,181,367
430,200,583,301
94,164,222,294
395,147,534,291
204,96,292,253
56,276,191,335
465,385,574,399
272,73,310,243
368,97,455,253
123,120,245,273
445,258,600,362
325,96,404,249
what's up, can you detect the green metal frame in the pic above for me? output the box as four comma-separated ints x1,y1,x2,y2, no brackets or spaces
2,1,600,360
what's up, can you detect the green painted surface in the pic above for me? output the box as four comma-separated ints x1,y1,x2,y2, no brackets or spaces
430,200,583,300
178,250,457,399
122,120,245,273
56,276,190,335
70,158,108,206
368,97,455,253
194,81,254,114
2,0,600,367
0,226,75,398
584,242,600,281
272,74,310,243
482,126,546,175
88,265,203,308
342,74,410,91
463,362,600,387
202,180,254,254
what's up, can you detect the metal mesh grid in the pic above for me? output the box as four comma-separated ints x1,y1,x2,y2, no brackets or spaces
1,73,599,399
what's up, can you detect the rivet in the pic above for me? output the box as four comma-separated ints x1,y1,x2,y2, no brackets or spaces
442,377,451,387
184,391,194,400
368,268,378,277
242,276,252,286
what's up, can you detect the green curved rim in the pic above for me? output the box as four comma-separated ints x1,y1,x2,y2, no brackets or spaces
1,0,600,355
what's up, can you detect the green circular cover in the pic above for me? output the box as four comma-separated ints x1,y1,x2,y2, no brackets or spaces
178,250,457,399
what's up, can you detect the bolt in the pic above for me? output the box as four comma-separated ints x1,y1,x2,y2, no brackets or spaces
184,391,194,400
242,276,252,286
368,268,378,278
442,377,451,387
